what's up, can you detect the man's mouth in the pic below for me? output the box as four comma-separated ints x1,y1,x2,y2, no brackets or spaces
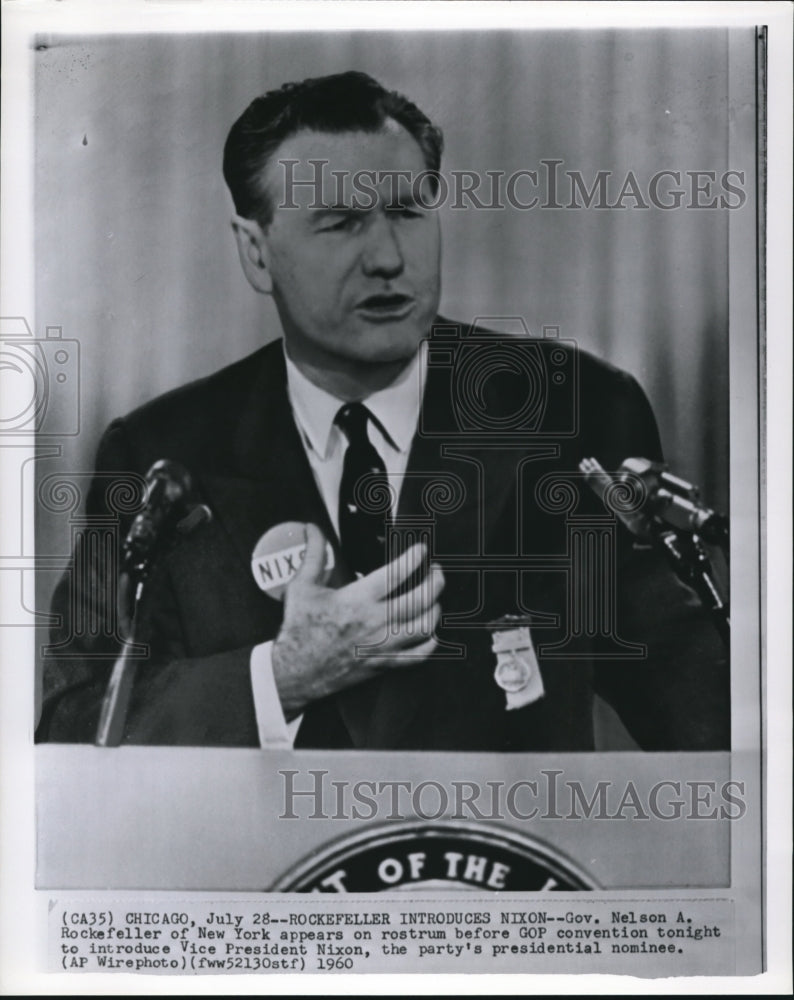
355,293,415,321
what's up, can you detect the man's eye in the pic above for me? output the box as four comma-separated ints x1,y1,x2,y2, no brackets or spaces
319,214,358,233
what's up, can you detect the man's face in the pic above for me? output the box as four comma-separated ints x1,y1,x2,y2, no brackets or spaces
251,122,441,370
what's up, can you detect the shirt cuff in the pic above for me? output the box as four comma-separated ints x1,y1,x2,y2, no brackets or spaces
250,642,303,748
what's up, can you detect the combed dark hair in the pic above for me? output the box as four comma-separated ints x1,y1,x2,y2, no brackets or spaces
223,70,444,223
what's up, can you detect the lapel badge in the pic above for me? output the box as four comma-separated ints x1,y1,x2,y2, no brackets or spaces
251,521,334,601
489,616,545,710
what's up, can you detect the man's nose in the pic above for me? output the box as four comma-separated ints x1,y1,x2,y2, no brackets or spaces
360,212,404,278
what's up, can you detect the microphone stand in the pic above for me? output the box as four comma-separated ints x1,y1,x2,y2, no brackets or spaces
653,525,730,649
94,499,213,747
95,573,153,747
579,456,730,649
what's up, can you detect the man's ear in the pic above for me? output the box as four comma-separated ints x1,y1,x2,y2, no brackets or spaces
231,214,273,294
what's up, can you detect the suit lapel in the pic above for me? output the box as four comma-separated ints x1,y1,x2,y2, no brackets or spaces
197,346,338,576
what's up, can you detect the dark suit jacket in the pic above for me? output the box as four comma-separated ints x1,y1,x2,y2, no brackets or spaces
37,323,729,751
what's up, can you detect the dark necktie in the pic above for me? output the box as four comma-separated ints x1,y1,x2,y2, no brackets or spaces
336,402,390,577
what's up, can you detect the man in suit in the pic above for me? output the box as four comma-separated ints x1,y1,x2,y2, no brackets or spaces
37,71,729,751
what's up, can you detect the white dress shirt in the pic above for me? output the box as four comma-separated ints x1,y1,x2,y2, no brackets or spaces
250,341,428,748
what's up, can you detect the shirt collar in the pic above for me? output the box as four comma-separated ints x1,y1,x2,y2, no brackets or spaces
284,340,427,460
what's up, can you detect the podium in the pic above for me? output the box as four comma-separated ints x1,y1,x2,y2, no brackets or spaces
36,746,730,890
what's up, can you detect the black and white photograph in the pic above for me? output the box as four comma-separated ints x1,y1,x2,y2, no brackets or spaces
0,1,790,993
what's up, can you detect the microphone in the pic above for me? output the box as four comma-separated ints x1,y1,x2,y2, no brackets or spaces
122,459,198,580
579,456,729,648
98,459,211,747
617,457,728,545
578,456,654,540
580,456,728,546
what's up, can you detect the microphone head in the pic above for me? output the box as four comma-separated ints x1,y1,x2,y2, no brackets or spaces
145,459,192,505
618,456,665,491
122,459,197,578
251,521,335,601
580,456,654,540
620,457,655,476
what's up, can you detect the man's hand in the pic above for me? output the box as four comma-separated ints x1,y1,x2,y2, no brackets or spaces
272,524,444,718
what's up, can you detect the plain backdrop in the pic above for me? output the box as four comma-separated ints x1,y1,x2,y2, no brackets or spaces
32,31,737,743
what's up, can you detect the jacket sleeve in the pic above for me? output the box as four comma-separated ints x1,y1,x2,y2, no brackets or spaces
35,421,260,747
595,545,730,750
